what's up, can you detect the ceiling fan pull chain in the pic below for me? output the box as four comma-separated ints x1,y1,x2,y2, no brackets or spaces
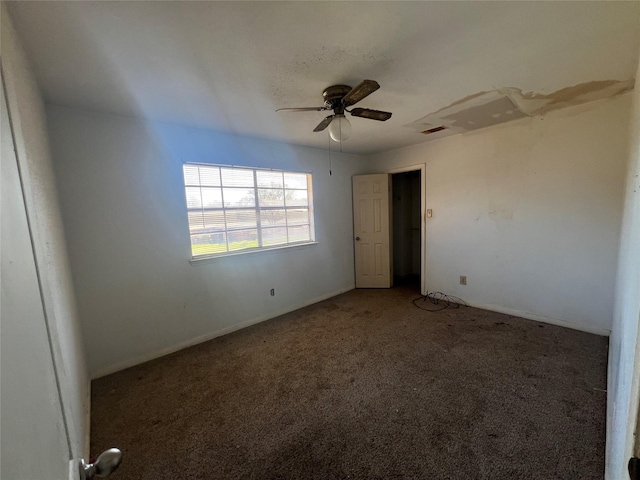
328,132,332,176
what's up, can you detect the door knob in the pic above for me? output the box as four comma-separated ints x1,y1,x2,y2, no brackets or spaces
355,237,361,241
79,448,123,479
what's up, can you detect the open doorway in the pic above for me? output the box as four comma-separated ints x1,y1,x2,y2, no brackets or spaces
391,169,422,291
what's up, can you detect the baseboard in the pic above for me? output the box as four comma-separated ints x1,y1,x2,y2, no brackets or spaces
90,285,355,379
465,300,611,337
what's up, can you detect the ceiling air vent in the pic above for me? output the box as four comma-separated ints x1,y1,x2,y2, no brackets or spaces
422,126,447,135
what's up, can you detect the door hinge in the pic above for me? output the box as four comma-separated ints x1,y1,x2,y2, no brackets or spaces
629,457,640,479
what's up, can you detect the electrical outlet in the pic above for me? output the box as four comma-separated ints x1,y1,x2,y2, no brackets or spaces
460,276,467,285
270,288,275,296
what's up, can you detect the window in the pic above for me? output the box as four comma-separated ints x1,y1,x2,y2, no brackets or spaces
183,163,315,259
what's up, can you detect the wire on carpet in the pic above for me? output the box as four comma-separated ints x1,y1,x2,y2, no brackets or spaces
412,291,468,312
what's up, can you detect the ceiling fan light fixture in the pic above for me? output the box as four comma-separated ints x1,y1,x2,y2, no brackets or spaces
328,114,352,142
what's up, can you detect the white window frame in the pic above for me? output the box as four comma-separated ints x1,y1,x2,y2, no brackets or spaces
183,163,316,261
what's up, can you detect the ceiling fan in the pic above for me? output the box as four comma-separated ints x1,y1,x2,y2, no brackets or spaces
276,80,392,142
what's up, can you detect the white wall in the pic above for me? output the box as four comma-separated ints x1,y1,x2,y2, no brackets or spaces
606,56,640,479
46,106,362,377
1,5,89,465
368,95,632,335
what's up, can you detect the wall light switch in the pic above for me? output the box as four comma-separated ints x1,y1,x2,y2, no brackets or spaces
427,209,433,218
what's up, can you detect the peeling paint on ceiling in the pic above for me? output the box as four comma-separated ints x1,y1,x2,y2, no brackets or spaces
513,79,634,115
406,79,635,141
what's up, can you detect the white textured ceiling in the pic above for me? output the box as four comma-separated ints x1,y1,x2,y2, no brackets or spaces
7,1,640,155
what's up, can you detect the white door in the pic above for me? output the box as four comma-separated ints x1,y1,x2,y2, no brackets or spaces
1,73,72,479
352,174,392,288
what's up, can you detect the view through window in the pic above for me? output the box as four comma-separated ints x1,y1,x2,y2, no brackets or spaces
183,164,315,258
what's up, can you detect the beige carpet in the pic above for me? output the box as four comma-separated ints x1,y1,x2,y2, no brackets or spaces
91,286,607,479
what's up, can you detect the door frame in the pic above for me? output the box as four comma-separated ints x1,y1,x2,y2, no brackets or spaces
386,164,426,296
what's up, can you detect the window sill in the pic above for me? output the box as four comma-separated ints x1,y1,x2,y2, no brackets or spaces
189,241,318,266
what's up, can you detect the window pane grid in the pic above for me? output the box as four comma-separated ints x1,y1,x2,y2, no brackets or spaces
183,164,314,258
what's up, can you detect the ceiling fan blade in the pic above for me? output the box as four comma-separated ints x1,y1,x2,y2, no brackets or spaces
342,80,380,107
313,115,334,132
350,108,392,121
276,107,325,112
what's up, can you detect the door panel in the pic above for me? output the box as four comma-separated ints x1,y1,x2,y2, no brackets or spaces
353,174,392,288
0,71,71,480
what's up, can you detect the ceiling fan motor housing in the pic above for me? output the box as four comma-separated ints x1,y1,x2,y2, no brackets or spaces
323,85,352,113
